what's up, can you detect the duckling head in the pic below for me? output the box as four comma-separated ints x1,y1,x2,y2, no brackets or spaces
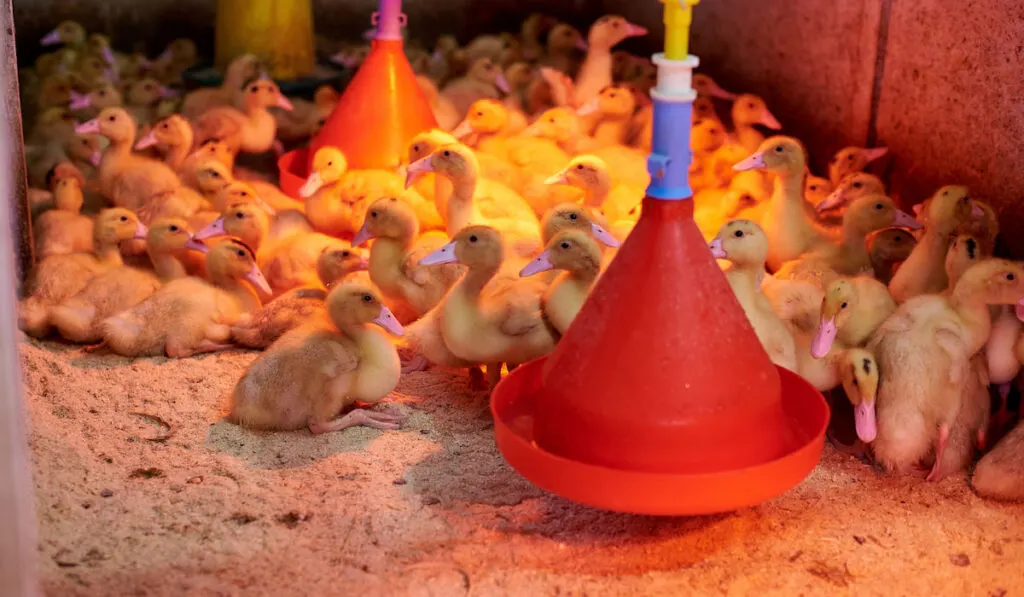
804,176,834,207
198,200,270,247
816,172,885,213
733,136,805,176
405,130,458,164
194,159,233,195
548,23,585,53
926,185,984,233
578,85,636,119
146,218,194,255
300,147,349,198
839,348,879,443
420,225,504,270
691,96,718,124
945,235,982,287
216,182,276,215
75,107,136,144
691,119,727,154
545,155,611,192
241,78,293,112
467,58,509,94
163,38,199,67
522,107,579,142
540,203,620,247
48,160,86,191
67,134,102,167
954,258,1024,308
318,246,369,289
829,146,888,185
41,21,86,46
352,197,417,247
95,207,147,245
504,62,535,91
136,114,192,151
720,188,761,219
844,194,922,237
587,15,647,51
520,228,602,278
225,53,262,84
405,144,477,188
53,175,85,213
75,52,115,85
693,74,738,101
708,219,767,268
39,76,73,108
868,228,916,267
127,78,174,107
206,238,272,296
326,281,404,336
86,33,114,65
812,280,857,358
190,140,234,169
70,84,121,111
731,94,781,130
453,99,508,139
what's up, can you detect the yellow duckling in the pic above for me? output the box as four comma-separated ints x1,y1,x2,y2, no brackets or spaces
227,280,405,434
576,84,636,148
231,246,370,350
810,276,896,359
868,227,917,284
19,208,143,338
181,54,262,121
33,174,93,258
838,348,880,446
868,259,1024,480
692,73,738,102
193,77,293,156
730,94,782,153
689,118,728,180
134,114,194,171
49,218,195,344
190,157,303,215
889,185,985,303
538,23,585,76
419,225,557,388
124,77,177,130
101,238,271,358
804,175,834,208
525,106,585,155
519,228,603,335
67,83,122,120
297,146,358,237
828,146,888,186
351,197,463,322
544,155,639,223
40,20,87,50
275,85,339,142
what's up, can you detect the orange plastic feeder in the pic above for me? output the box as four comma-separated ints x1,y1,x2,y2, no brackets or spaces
277,0,437,197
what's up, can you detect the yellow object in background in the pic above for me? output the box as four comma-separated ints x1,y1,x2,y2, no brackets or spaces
215,0,316,80
662,0,700,60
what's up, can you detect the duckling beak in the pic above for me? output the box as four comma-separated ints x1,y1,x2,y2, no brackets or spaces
184,236,209,253
544,170,569,186
298,172,323,198
452,119,474,139
256,198,277,216
732,151,766,172
1015,300,1024,322
810,316,838,359
89,151,102,167
329,52,359,69
708,238,727,259
138,57,152,70
74,119,101,135
245,264,273,296
194,218,225,240
522,122,542,137
816,188,845,212
157,48,174,63
590,222,621,248
134,130,159,150
757,108,782,130
373,305,405,336
276,96,295,111
575,38,589,52
970,202,985,219
362,27,377,41
706,82,738,101
351,223,373,247
520,250,554,277
41,29,62,46
863,147,889,162
69,91,91,110
101,47,116,66
133,221,149,240
404,156,434,189
892,209,923,230
912,204,924,217
624,23,648,37
356,254,371,270
576,99,599,116
494,73,511,94
419,241,458,265
159,86,179,99
854,399,877,443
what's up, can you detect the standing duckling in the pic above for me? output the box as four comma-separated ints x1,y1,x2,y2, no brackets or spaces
730,94,782,153
519,228,602,335
101,238,271,358
227,281,406,434
828,146,888,186
709,220,798,371
193,77,293,156
573,15,648,107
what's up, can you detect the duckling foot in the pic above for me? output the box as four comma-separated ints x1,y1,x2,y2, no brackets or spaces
401,354,429,374
82,340,108,354
926,424,951,482
309,408,407,434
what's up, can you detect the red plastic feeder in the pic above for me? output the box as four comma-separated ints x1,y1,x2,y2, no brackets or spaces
491,196,830,515
277,0,437,197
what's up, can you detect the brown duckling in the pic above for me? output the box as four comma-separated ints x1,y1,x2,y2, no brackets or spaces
519,228,602,335
828,146,888,186
868,227,917,284
227,280,405,434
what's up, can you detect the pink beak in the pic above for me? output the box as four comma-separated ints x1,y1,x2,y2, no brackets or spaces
854,400,877,443
372,305,405,336
816,188,845,213
708,238,727,259
912,204,924,217
520,250,555,277
590,222,621,248
195,218,226,240
88,151,102,167
576,99,599,116
133,221,149,240
892,209,923,230
971,203,985,219
1016,299,1024,322
245,264,273,296
863,147,889,162
276,96,294,111
757,109,782,130
451,119,474,139
159,86,179,99
184,237,209,253
101,47,116,66
75,120,101,135
624,23,648,37
404,156,435,189
41,29,62,46
419,241,458,266
810,316,838,359
494,73,511,94
706,81,738,101
733,151,766,172
351,223,373,247
576,38,589,51
134,130,158,150
69,91,91,110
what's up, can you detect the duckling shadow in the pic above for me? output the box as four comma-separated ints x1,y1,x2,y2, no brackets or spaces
203,418,382,470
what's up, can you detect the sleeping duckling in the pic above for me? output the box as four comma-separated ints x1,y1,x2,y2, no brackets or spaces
731,94,782,153
227,281,405,434
33,174,93,258
231,246,369,349
351,197,463,321
709,220,797,371
889,185,984,303
101,238,271,358
519,228,602,335
828,146,888,186
868,227,917,284
811,276,896,358
868,258,1024,480
49,218,193,344
193,77,293,156
973,420,1024,501
19,208,143,337
419,225,558,388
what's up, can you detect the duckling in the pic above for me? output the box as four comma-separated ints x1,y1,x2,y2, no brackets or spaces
67,83,123,119
40,20,87,49
734,137,833,271
33,174,94,258
124,77,176,129
191,157,302,215
298,146,359,237
101,238,270,358
731,94,782,153
574,16,647,107
419,225,557,387
181,54,262,120
415,75,460,132
519,228,602,334
440,58,510,118
539,23,586,76
811,276,896,358
520,13,558,62
889,185,984,303
19,208,142,337
868,259,1024,480
804,176,834,209
49,218,194,343
955,199,999,256
690,118,728,176
544,154,641,220
351,197,463,321
231,246,369,349
692,73,738,102
26,132,102,189
227,281,405,434
193,77,293,156
134,114,194,171
973,421,1024,501
815,172,886,213
829,146,888,186
840,348,881,446
577,85,636,148
274,85,339,142
868,227,917,284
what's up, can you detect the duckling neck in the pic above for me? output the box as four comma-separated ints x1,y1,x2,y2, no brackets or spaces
215,277,262,312
584,177,611,208
369,235,415,293
164,142,190,171
949,294,994,355
105,137,132,163
457,264,501,299
446,174,481,234
726,263,762,298
149,251,187,280
94,239,124,267
338,322,400,402
592,118,628,145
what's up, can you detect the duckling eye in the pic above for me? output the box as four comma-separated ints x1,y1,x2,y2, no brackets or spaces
342,250,350,257
747,102,756,109
1007,273,1016,281
476,111,484,117
362,294,373,303
327,161,333,167
853,182,863,189
734,230,744,238
211,171,220,178
236,250,245,257
809,185,818,192
239,191,249,197
852,378,859,387
840,302,848,309
98,90,106,97
847,154,855,161
161,123,168,129
120,216,128,222
442,150,451,157
235,211,245,218
569,213,578,221
169,225,179,232
469,235,478,243
370,211,378,218
248,86,258,93
143,83,153,91
875,203,883,210
560,241,570,249
108,115,116,122
548,117,556,124
576,164,584,170
894,235,902,241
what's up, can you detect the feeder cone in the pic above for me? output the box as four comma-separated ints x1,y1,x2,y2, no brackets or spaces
277,38,436,196
491,198,829,515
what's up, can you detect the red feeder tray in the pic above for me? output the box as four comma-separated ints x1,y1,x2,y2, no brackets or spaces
491,198,830,515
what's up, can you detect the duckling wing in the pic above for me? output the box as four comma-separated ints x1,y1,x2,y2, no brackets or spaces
193,108,245,151
486,280,545,337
